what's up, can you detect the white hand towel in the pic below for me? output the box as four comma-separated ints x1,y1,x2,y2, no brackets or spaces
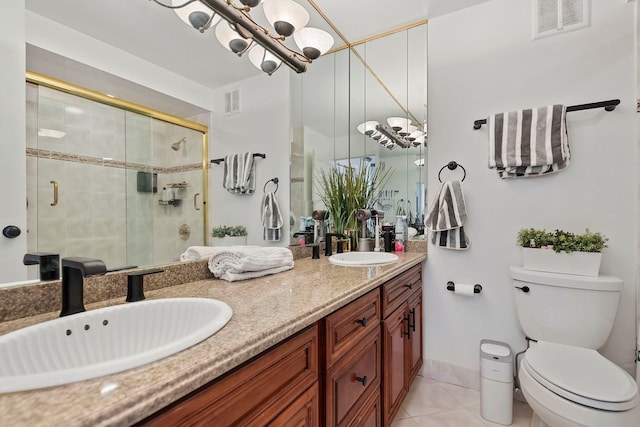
180,246,225,261
488,104,570,178
207,246,294,281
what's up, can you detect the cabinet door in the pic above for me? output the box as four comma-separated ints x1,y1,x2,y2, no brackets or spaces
382,302,409,424
408,289,423,383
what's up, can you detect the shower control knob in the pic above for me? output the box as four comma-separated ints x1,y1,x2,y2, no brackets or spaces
2,225,21,239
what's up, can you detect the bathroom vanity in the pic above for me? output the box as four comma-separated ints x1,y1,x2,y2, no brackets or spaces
0,252,425,426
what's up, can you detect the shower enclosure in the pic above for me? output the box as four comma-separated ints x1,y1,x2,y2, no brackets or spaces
25,74,209,276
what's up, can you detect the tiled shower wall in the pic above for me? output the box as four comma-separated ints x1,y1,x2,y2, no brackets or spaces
25,83,206,274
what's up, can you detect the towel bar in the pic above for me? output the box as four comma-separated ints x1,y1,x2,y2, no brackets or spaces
211,153,266,164
472,99,620,130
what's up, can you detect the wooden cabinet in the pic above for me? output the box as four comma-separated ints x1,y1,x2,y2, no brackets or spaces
381,264,423,426
139,324,319,426
323,289,381,427
139,263,422,427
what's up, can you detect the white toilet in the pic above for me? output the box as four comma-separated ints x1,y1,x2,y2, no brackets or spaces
510,267,640,427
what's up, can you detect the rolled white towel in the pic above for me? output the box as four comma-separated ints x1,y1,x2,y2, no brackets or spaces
180,245,259,261
217,265,293,282
208,246,293,279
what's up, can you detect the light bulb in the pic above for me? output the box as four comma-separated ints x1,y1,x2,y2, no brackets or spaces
172,0,220,32
263,0,310,37
293,27,334,59
248,45,282,75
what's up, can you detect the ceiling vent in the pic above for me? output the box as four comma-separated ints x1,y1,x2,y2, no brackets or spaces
224,88,241,115
533,0,590,39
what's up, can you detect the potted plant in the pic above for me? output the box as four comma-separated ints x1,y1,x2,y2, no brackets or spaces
516,228,608,276
316,163,391,247
211,225,247,246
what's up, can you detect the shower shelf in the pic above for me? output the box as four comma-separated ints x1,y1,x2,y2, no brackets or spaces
167,182,188,189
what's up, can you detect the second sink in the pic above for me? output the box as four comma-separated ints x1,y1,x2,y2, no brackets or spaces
0,297,232,393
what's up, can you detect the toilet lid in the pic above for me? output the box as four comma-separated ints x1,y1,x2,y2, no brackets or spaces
525,341,638,411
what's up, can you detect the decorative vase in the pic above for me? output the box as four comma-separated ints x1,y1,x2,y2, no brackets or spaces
521,248,602,276
211,236,247,247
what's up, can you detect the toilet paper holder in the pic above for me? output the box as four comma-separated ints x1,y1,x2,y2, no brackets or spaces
447,281,482,294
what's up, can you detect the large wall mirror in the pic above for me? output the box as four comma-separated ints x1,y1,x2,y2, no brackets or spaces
290,22,427,240
23,73,209,280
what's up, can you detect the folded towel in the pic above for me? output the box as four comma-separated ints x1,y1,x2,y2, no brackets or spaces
488,104,570,178
180,246,223,261
208,246,294,281
424,180,470,250
261,191,283,241
223,152,256,194
216,265,293,282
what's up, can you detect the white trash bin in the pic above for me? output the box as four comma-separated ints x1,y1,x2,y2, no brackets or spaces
480,339,513,425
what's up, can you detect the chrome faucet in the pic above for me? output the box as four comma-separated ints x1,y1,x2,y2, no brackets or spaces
60,257,107,317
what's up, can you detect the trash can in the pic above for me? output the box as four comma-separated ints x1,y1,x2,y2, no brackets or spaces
480,339,513,425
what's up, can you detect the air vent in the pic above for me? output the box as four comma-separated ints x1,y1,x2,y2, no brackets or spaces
224,88,241,115
533,0,590,39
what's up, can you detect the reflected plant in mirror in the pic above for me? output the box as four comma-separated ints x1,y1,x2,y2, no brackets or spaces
316,163,391,235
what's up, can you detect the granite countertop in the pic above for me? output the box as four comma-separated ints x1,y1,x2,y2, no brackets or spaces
0,252,425,427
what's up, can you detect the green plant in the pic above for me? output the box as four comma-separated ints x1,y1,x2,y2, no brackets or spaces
315,163,392,234
517,228,608,253
211,225,247,238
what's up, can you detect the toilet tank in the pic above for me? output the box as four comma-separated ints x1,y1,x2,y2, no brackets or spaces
510,267,622,349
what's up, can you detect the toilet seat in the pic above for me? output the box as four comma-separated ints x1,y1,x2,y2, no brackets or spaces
524,341,638,411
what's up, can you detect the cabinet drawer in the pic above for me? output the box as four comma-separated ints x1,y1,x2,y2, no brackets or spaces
347,388,381,427
381,264,422,319
324,289,380,368
140,324,318,426
326,329,381,427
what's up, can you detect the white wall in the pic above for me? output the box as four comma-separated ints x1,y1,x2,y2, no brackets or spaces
0,1,27,283
210,73,291,246
426,0,637,386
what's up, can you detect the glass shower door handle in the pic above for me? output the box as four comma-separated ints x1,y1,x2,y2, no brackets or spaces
194,193,200,211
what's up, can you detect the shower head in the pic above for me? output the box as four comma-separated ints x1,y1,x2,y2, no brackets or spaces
171,137,186,151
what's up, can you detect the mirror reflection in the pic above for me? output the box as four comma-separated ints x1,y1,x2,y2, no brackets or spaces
290,23,427,246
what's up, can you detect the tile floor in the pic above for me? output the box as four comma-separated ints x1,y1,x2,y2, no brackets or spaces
391,375,533,427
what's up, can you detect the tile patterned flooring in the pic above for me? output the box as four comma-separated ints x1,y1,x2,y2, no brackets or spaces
391,376,534,427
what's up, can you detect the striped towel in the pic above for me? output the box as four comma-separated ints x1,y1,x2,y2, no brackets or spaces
261,191,283,241
488,104,570,178
424,180,470,250
223,152,256,194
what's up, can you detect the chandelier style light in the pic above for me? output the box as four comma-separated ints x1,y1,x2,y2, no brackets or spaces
357,117,426,150
153,0,335,75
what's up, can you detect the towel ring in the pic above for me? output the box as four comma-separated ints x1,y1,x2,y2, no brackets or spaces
438,161,466,183
263,177,279,193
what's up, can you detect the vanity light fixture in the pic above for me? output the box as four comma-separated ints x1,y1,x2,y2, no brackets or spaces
357,117,426,150
151,0,334,75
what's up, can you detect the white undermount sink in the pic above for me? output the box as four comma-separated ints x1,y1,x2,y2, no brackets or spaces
328,251,399,266
0,297,232,393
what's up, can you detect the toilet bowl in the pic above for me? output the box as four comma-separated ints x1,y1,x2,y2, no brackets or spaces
510,267,640,427
518,341,639,427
